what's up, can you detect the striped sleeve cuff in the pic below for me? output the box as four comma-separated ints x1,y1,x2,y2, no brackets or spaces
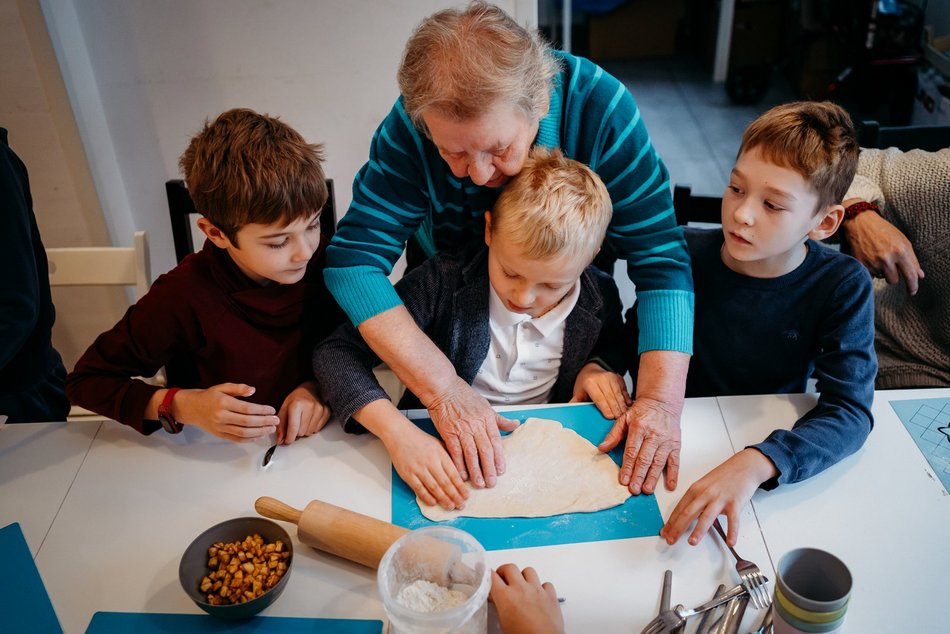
636,289,694,355
324,265,404,326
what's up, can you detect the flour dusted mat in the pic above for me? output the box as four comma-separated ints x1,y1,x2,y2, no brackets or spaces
391,404,664,551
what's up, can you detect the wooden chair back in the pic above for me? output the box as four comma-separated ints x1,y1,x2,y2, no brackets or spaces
46,231,150,301
673,184,723,226
858,120,950,151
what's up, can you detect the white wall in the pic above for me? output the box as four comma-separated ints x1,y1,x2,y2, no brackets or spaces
40,0,534,278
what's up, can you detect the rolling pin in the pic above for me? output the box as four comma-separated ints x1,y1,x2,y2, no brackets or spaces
255,496,478,586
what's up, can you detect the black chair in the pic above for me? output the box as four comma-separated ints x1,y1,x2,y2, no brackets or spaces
858,120,950,152
164,179,337,264
672,184,722,226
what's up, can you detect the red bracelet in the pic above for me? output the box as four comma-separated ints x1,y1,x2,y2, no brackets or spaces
844,201,879,221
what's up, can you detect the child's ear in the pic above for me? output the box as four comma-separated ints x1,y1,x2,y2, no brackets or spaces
197,217,234,249
808,204,845,241
483,211,492,247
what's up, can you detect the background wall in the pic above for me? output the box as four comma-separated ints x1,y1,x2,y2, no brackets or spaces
6,0,533,368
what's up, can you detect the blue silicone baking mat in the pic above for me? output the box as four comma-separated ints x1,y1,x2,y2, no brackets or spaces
391,404,664,551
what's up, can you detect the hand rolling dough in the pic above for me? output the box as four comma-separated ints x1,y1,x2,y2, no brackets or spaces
419,417,630,521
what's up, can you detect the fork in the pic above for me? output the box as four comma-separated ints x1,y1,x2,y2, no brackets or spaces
639,583,748,634
711,518,771,610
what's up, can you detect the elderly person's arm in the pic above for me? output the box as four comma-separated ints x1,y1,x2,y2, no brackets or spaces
551,52,694,495
839,172,923,295
323,103,518,489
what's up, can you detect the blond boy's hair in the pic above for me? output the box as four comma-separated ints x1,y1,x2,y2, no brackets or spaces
398,1,560,131
179,108,327,244
491,147,611,261
738,101,859,212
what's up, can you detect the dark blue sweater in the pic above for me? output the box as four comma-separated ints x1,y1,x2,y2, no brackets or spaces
686,228,877,488
0,129,69,423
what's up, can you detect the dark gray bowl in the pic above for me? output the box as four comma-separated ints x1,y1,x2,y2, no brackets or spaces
179,517,293,619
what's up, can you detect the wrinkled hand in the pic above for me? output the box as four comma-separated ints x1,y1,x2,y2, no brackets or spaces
569,362,632,420
660,448,777,547
385,424,469,510
490,564,565,634
276,381,330,445
174,383,278,442
842,207,924,295
598,397,681,495
427,377,518,488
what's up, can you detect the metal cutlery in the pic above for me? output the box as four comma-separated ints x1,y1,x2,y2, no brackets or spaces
261,443,277,468
639,583,748,634
710,518,771,610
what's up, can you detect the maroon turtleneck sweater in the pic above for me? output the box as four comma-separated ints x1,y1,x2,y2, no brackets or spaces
66,238,344,434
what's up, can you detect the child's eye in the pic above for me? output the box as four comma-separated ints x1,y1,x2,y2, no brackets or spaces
764,201,784,211
544,283,565,291
503,269,518,279
267,239,290,250
727,184,742,195
306,222,321,232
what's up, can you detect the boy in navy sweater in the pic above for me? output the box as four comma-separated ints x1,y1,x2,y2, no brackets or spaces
657,102,877,547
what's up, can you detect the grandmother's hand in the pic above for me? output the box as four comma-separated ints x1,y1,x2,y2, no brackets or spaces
598,396,681,495
841,203,924,295
427,377,519,488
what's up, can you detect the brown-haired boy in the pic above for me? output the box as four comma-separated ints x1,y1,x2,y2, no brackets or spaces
67,108,343,444
652,101,877,546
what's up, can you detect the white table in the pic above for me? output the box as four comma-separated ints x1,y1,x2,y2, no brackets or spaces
7,390,946,632
720,388,950,634
0,420,101,555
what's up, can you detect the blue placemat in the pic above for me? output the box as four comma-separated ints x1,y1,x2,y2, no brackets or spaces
392,404,664,551
85,612,383,633
890,397,950,493
0,522,62,633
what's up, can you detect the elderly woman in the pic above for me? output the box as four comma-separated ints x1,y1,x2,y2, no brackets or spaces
324,2,693,504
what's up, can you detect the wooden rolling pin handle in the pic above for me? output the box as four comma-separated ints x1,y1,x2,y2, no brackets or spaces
255,496,303,524
299,498,410,570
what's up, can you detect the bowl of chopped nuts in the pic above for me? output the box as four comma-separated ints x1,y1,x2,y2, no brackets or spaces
179,517,293,619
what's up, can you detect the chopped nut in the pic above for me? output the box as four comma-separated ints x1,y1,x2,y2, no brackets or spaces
198,534,289,606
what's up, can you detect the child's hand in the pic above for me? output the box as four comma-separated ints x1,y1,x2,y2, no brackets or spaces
276,381,330,445
490,564,565,634
386,423,469,510
659,448,778,547
354,399,469,509
175,383,279,442
570,362,632,420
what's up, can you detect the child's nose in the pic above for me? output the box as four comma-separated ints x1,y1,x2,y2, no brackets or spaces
513,285,534,306
733,201,755,225
292,237,315,261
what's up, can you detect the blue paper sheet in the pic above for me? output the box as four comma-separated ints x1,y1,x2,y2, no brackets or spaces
0,522,62,633
392,404,664,551
890,397,950,493
85,612,383,633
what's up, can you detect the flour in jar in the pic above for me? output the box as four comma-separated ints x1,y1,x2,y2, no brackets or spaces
396,579,468,612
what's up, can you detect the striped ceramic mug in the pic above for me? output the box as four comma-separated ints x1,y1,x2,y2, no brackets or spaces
772,548,852,634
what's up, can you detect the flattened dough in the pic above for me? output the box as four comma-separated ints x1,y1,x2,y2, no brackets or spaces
419,417,630,521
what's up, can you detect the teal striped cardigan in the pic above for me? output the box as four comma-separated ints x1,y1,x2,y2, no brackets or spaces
325,51,694,355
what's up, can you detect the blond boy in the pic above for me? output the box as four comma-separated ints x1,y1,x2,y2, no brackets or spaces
656,102,877,546
313,147,629,508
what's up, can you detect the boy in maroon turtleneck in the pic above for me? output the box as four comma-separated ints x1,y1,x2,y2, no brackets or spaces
66,108,343,444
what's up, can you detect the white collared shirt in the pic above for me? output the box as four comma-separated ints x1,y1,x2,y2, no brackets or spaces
472,281,582,405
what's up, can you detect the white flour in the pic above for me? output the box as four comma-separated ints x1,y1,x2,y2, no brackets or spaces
396,579,468,612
